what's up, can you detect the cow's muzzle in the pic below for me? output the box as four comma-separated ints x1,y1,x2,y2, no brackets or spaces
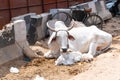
61,48,67,52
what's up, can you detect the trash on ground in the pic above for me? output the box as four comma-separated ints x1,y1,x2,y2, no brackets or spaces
9,67,19,73
34,75,44,80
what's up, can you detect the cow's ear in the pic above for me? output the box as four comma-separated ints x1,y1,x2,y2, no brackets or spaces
68,35,75,40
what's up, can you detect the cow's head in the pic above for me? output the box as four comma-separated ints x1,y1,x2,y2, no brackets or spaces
47,20,75,53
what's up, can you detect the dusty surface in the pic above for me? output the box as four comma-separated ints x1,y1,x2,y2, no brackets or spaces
0,16,120,80
70,36,120,80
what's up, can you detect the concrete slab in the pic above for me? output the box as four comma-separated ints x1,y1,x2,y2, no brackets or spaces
11,13,37,45
88,1,97,13
97,0,112,20
50,8,71,16
11,13,36,32
0,43,22,65
14,20,40,58
14,20,27,42
30,15,42,42
38,13,52,40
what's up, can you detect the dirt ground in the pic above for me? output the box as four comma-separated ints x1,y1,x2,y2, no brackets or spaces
0,16,120,80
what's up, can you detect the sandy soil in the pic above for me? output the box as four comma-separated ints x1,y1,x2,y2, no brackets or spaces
70,36,120,80
0,16,120,80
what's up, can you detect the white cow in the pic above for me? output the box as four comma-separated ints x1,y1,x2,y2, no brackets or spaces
44,20,112,62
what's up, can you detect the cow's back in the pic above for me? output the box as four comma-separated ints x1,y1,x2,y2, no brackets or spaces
68,25,112,53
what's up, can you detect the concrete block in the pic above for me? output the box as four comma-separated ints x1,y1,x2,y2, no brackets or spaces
14,20,40,58
38,13,52,40
11,13,36,32
12,15,30,32
70,2,89,10
14,20,27,42
88,1,97,13
30,15,42,40
11,13,38,45
0,44,23,65
50,8,71,15
97,0,112,20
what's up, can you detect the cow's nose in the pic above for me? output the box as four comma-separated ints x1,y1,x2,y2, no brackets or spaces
62,48,67,52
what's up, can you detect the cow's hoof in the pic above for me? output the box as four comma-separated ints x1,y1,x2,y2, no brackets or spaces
44,53,53,59
44,51,60,59
44,51,54,59
55,60,62,65
81,54,93,62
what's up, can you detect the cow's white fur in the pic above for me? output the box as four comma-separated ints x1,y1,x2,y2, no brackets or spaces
44,20,112,64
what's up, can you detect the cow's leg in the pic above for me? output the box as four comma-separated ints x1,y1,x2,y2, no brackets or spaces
44,50,60,58
44,40,60,58
81,42,98,62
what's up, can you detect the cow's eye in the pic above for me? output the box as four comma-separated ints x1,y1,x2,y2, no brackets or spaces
68,35,75,40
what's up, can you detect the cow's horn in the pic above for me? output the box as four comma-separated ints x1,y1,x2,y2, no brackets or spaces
46,21,56,32
67,19,74,31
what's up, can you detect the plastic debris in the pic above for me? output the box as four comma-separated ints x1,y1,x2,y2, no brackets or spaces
55,51,82,65
9,67,19,73
34,75,44,80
